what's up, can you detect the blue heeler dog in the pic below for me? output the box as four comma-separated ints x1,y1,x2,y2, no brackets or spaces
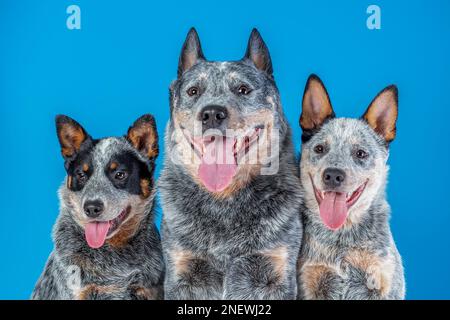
297,75,405,299
159,28,302,299
32,115,164,299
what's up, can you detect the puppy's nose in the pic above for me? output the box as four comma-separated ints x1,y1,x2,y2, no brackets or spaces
84,200,104,218
199,105,228,131
322,168,346,188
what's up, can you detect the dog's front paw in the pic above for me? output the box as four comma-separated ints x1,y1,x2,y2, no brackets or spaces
366,265,382,291
300,264,345,300
77,284,121,300
365,263,394,298
345,249,395,298
129,286,163,300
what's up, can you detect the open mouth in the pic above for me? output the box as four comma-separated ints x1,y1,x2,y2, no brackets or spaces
84,205,131,249
181,126,263,193
309,174,368,231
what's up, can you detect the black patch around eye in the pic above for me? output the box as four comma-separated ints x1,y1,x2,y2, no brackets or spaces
106,151,154,195
65,143,96,191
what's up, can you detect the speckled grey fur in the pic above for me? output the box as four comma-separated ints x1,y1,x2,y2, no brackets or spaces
159,28,302,300
32,118,164,300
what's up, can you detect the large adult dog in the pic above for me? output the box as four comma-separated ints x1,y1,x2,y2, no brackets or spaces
297,75,405,299
159,28,302,299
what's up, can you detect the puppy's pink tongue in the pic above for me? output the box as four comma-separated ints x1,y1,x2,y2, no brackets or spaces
198,137,237,193
319,192,348,230
85,221,110,249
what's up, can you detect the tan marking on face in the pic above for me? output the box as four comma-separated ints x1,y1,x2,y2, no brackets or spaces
235,108,274,131
172,110,202,177
263,246,289,280
173,110,195,131
174,108,276,197
213,111,275,198
345,249,395,296
106,209,145,248
140,178,151,198
82,163,89,172
76,284,120,300
212,164,259,199
67,175,72,189
110,162,118,170
171,249,195,276
344,158,387,228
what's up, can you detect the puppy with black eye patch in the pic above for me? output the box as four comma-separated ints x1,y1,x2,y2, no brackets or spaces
297,75,405,300
31,114,164,300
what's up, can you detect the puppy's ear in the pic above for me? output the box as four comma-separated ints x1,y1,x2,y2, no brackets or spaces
178,27,205,78
300,75,335,140
243,28,273,76
55,115,90,159
362,85,398,143
127,114,159,160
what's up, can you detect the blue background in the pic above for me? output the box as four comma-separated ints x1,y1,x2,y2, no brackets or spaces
0,0,449,299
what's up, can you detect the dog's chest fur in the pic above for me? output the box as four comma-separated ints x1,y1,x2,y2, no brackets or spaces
298,199,405,300
160,141,302,260
33,206,164,300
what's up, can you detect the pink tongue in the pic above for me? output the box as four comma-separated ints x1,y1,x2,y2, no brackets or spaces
85,221,110,249
319,192,348,230
198,137,237,193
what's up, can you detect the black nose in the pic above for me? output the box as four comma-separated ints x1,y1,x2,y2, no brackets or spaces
84,200,104,218
322,168,346,188
199,105,228,131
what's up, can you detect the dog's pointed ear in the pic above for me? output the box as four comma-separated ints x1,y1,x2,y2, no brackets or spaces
127,114,159,160
243,28,273,76
56,115,90,159
300,74,335,139
362,85,398,143
178,27,205,78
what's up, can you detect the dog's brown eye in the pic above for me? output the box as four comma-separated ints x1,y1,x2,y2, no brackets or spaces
356,149,368,159
115,171,127,180
187,87,199,96
314,145,325,154
237,85,251,95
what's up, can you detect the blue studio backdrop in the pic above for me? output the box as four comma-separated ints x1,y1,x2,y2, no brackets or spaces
1,0,449,299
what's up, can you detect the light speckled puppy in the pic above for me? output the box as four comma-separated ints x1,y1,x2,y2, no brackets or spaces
32,115,164,300
159,28,302,300
297,75,405,300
